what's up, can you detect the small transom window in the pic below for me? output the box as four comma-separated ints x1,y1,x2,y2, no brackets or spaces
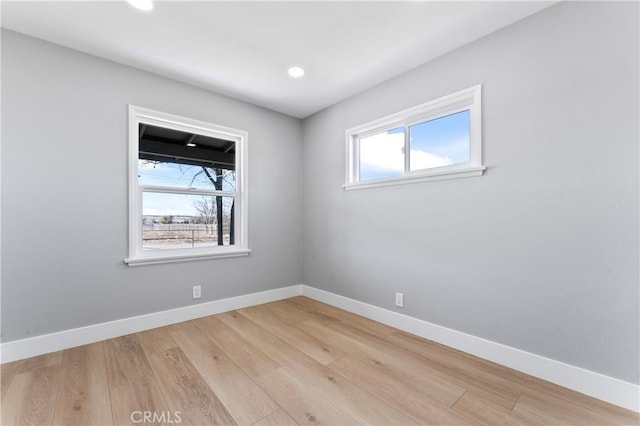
345,85,485,189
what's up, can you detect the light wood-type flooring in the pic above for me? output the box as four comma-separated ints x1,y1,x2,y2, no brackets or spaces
1,296,638,425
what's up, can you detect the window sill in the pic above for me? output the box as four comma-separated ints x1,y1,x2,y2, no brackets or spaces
124,248,251,266
343,165,486,191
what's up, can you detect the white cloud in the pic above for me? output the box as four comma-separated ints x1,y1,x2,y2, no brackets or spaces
360,132,453,173
410,149,453,170
360,132,404,173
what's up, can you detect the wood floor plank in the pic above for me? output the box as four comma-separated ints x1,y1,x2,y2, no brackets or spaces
53,343,113,426
239,304,345,365
219,310,419,425
103,334,170,425
146,345,237,426
1,364,60,425
136,326,179,355
297,319,466,407
1,360,19,401
170,321,278,425
254,368,357,426
513,390,639,426
509,373,640,423
15,351,63,374
288,296,398,336
321,318,520,409
195,315,280,378
389,329,639,423
329,355,477,425
387,330,640,422
251,409,298,426
384,331,528,407
389,329,602,412
512,392,592,425
452,392,525,425
266,299,339,325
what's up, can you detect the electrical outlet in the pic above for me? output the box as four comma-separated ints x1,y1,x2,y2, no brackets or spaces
193,285,202,299
395,292,404,308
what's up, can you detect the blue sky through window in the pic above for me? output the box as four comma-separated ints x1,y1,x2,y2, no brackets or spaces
139,161,236,216
409,110,470,170
358,110,470,181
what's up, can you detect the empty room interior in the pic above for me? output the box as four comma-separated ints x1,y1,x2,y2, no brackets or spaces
1,1,639,425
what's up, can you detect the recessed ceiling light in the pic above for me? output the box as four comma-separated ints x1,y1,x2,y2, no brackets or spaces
127,0,153,11
287,66,305,78
186,142,196,147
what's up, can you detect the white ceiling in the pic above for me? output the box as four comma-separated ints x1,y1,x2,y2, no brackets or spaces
1,1,555,118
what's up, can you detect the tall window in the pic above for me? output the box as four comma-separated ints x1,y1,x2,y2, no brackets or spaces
125,106,249,266
345,85,485,189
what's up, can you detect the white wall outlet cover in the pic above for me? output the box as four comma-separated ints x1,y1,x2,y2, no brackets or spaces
395,292,404,307
193,285,202,299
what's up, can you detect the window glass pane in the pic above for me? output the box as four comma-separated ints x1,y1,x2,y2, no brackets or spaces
138,162,236,191
359,127,405,181
142,192,235,250
138,123,236,191
409,110,470,171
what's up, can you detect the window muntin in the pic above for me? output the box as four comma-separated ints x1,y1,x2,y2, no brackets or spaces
345,85,484,189
138,160,237,191
126,106,249,266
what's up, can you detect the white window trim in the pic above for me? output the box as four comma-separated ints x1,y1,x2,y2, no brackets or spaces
344,85,485,190
124,105,249,266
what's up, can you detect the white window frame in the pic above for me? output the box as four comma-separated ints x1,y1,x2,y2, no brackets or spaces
124,105,249,266
344,85,485,190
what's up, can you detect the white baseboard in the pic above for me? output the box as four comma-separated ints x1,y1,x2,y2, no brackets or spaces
302,285,640,413
0,284,303,364
1,283,637,412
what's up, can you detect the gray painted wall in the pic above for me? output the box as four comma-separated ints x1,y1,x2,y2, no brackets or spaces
302,2,639,384
1,30,303,342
